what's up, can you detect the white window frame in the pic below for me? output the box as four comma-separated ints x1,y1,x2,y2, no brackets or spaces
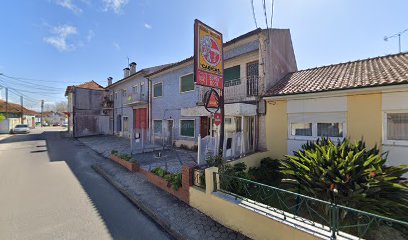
179,119,195,138
153,119,163,135
153,82,163,98
383,110,408,146
288,113,346,142
122,89,127,97
179,73,195,94
132,85,138,94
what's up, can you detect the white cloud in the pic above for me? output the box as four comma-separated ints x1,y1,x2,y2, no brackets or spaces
103,0,129,14
113,42,120,50
44,25,78,51
86,30,95,42
144,23,152,29
55,0,83,14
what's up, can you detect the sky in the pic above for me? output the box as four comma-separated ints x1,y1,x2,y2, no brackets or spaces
0,0,407,110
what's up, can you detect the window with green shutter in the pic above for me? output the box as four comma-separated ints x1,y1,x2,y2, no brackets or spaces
153,83,163,97
180,120,195,137
180,74,194,93
224,65,240,87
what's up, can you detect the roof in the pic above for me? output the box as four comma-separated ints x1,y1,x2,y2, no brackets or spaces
76,80,105,90
65,80,105,96
107,63,172,89
264,52,408,97
0,99,38,115
145,28,263,78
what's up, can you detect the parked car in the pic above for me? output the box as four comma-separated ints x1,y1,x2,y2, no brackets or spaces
52,123,61,126
11,124,30,134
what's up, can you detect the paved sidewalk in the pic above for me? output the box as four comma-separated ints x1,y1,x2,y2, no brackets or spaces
78,135,197,173
93,159,248,240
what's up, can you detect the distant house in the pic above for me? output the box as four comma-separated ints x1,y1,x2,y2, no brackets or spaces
65,80,110,137
0,99,38,133
42,111,67,125
263,52,408,168
146,28,297,159
105,63,169,138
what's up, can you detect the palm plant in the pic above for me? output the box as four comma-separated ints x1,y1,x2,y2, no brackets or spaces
280,138,408,221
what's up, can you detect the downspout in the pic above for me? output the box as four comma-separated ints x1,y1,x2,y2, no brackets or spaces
147,77,152,132
112,89,115,136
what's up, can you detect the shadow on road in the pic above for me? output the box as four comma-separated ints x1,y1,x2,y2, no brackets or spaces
0,133,43,144
43,130,171,240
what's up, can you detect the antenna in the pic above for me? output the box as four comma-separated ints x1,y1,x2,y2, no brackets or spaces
127,56,130,66
384,28,408,53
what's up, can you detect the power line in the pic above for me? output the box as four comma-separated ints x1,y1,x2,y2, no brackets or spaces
0,77,63,93
0,73,83,84
251,0,258,28
262,0,269,29
0,80,61,95
1,75,65,90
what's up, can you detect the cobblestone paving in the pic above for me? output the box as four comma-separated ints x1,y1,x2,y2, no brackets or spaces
94,159,249,240
77,135,197,173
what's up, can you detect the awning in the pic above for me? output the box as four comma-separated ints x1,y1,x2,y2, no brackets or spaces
181,103,257,117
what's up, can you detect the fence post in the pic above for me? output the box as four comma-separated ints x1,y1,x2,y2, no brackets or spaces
330,204,339,239
204,167,218,195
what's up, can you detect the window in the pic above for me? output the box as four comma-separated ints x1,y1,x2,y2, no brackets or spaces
122,89,127,97
180,119,195,137
115,92,118,100
153,83,163,97
123,116,129,132
317,123,343,137
291,123,312,136
180,74,194,93
386,113,408,141
140,83,144,95
154,120,162,134
224,65,241,87
132,85,138,93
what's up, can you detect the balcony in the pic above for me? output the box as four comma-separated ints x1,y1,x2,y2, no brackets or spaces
198,76,259,104
126,92,148,105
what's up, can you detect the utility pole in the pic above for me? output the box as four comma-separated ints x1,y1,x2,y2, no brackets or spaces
20,96,23,124
5,88,8,119
41,100,44,127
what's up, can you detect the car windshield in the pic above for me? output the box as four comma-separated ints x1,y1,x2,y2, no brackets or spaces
15,125,28,128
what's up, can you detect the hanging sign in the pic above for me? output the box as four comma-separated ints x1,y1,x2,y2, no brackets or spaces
204,89,220,113
214,112,222,126
194,19,224,89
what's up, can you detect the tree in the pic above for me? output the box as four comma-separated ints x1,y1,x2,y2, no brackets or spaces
0,113,5,122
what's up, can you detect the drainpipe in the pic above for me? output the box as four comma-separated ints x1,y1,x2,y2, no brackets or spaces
112,89,115,136
72,87,76,138
147,77,152,141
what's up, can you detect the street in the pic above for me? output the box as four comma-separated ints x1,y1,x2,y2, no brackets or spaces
0,127,171,240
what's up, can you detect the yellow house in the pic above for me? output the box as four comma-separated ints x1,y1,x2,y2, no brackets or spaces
263,52,408,167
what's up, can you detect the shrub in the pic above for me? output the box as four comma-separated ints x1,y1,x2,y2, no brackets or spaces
151,167,182,190
111,149,118,155
248,157,284,187
280,138,408,221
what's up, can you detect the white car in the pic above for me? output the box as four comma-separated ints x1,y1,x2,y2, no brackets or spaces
11,124,30,134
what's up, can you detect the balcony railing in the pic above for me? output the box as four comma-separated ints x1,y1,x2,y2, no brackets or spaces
126,92,148,105
197,76,259,104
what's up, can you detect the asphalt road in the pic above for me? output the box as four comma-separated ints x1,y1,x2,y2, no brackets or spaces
0,128,171,240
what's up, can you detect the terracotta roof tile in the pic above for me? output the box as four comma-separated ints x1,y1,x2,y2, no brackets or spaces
0,99,38,115
265,52,408,97
76,80,105,91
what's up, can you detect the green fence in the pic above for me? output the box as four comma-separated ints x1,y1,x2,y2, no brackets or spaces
215,173,408,239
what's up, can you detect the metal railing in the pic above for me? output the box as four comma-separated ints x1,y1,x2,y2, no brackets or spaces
215,173,408,239
127,92,147,104
197,76,259,105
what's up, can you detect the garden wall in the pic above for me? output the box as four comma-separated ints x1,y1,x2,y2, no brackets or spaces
226,151,272,169
189,167,319,240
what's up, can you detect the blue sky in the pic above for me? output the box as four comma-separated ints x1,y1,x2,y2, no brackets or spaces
0,0,407,110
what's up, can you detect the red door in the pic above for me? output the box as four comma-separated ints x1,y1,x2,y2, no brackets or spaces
134,108,148,129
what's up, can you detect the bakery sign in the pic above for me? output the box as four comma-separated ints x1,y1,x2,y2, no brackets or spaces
194,19,224,89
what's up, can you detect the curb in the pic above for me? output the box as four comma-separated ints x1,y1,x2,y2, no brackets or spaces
92,164,186,240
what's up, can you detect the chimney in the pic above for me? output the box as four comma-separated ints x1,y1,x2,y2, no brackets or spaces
107,77,113,86
123,67,130,78
129,62,137,75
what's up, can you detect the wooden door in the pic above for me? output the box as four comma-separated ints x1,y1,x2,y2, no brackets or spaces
134,108,148,129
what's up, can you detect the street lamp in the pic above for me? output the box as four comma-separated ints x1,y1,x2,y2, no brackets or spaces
384,28,408,53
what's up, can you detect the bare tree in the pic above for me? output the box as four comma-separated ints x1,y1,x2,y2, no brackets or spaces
55,101,67,112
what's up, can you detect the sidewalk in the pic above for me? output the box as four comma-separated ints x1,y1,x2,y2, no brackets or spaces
78,135,197,173
92,159,247,240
